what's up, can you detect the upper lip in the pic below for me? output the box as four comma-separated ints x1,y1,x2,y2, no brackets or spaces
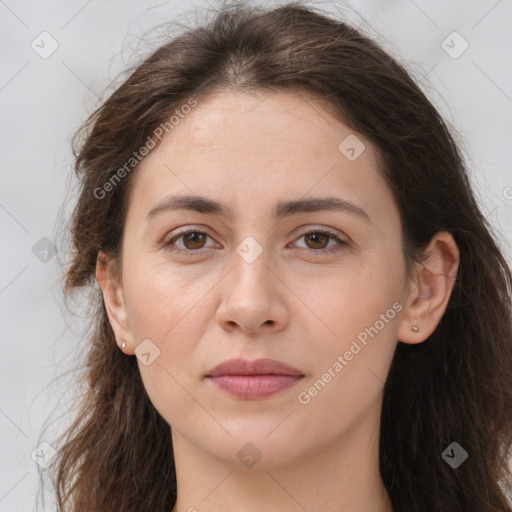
206,358,304,377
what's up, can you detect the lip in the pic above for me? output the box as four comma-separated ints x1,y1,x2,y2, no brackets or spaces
205,358,305,399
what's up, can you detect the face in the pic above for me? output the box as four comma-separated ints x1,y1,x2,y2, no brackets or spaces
113,90,411,468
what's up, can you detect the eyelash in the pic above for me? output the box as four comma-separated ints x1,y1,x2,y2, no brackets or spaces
163,228,349,256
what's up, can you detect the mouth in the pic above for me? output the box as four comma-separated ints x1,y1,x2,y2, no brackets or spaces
205,358,305,399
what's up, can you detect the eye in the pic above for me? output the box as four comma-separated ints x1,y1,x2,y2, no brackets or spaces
292,229,349,254
164,229,216,255
163,227,349,256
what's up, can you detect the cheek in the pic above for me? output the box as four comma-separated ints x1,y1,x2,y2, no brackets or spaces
303,259,402,341
292,269,401,438
123,255,210,341
293,251,403,392
122,261,217,429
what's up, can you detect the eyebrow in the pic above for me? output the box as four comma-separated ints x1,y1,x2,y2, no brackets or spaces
146,194,371,223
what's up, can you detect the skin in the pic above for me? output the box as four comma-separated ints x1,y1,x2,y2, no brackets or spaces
96,89,460,512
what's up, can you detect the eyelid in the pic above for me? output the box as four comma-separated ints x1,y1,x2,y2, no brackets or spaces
294,225,348,241
163,226,218,250
291,227,349,253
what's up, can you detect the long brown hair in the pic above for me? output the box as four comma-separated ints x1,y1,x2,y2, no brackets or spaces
38,2,512,511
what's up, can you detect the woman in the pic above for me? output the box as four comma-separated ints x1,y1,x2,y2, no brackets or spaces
40,2,512,511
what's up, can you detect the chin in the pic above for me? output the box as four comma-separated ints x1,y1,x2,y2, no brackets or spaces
204,423,309,470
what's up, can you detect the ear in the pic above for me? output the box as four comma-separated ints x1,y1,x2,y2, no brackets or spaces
397,231,460,344
95,251,133,354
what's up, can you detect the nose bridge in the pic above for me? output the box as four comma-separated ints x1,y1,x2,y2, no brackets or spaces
230,233,275,298
216,233,286,333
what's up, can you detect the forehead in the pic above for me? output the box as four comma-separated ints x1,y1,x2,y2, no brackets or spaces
126,90,389,221
163,90,350,153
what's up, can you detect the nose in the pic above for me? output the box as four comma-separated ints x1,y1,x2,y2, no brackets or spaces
215,248,289,335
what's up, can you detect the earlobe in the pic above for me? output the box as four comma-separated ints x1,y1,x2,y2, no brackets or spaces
96,251,133,353
397,232,460,344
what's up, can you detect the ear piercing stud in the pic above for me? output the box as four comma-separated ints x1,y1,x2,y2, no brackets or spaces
121,339,126,349
411,325,419,332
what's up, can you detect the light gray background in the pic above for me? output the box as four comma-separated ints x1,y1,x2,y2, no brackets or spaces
1,0,511,510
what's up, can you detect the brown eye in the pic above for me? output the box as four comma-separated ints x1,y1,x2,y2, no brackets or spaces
304,232,330,250
293,229,349,254
181,231,207,249
164,228,349,256
165,229,214,254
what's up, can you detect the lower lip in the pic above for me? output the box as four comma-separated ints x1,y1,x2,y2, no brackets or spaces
207,375,303,399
